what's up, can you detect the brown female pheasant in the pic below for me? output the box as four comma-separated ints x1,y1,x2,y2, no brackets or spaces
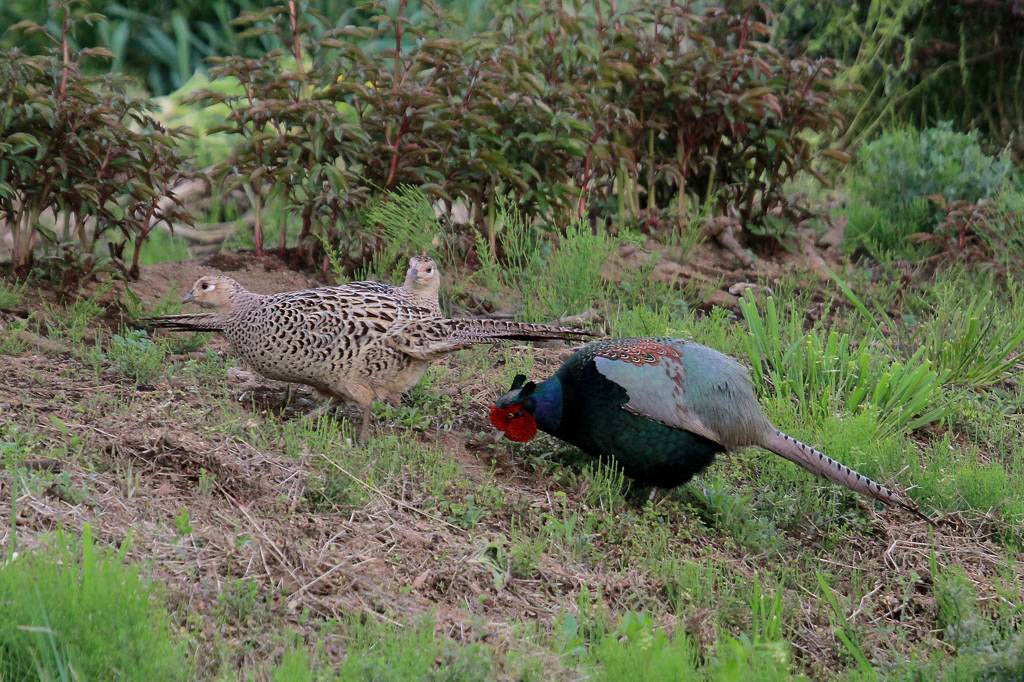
145,274,593,442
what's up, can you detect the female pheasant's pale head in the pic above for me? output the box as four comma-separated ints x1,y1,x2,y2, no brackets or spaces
404,254,440,297
181,275,244,309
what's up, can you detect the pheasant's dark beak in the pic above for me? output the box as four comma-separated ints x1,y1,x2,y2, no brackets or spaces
181,290,195,304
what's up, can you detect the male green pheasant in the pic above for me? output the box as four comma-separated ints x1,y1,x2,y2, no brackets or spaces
144,274,594,442
490,337,926,519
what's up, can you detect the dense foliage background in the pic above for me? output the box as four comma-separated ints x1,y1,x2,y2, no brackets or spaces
2,0,1020,278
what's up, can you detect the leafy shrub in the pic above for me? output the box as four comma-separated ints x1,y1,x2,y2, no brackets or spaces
187,0,850,272
855,123,1013,213
153,71,244,168
193,1,372,258
0,0,495,96
846,123,1014,253
570,2,849,231
3,0,853,276
929,188,1024,263
0,2,194,278
0,524,187,681
772,2,1024,155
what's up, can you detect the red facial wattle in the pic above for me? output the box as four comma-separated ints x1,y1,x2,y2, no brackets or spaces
505,413,538,441
489,404,511,429
489,403,538,442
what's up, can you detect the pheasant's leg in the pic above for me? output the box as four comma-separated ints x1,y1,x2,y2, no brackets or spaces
358,404,373,444
340,382,377,445
283,384,295,408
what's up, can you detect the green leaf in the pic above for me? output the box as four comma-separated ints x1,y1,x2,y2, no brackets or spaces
5,133,40,152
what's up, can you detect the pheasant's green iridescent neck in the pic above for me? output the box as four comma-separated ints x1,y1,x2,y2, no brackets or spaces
530,377,563,433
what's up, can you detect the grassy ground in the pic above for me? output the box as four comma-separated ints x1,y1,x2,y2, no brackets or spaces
1,243,1022,680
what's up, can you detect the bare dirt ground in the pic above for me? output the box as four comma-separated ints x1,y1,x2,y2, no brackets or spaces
133,252,323,304
0,248,1018,678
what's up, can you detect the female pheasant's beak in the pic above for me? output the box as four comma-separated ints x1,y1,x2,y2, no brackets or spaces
181,290,195,304
489,403,538,442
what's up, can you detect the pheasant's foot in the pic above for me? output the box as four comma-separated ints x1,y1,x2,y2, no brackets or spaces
646,488,670,506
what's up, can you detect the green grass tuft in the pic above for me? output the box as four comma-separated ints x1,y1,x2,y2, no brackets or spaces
0,279,26,309
740,291,946,438
0,524,187,681
108,329,167,385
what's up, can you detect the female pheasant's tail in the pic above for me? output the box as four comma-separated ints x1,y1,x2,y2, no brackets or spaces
140,313,223,333
762,429,931,523
388,317,596,360
446,318,597,343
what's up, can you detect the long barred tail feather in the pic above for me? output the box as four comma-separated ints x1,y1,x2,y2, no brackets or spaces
763,429,931,523
443,317,597,342
387,317,596,360
140,313,223,333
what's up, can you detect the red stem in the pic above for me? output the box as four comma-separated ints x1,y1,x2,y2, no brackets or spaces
385,115,410,188
577,125,605,217
797,60,825,103
288,0,302,71
394,0,407,84
729,10,752,89
58,2,70,101
130,201,158,280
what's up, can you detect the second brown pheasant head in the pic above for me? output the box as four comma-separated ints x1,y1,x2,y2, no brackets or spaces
404,254,440,298
181,275,246,310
